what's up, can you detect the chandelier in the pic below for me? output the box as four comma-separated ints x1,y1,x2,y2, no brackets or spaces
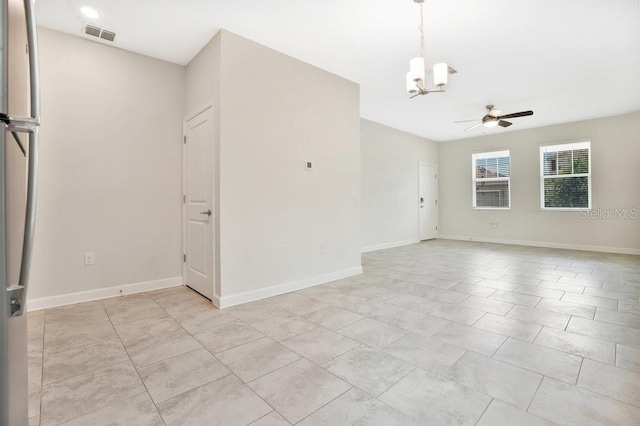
406,0,456,98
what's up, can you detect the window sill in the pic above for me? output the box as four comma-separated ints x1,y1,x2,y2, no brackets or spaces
473,207,511,210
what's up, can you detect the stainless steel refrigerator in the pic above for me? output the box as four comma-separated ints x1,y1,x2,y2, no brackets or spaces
1,0,40,425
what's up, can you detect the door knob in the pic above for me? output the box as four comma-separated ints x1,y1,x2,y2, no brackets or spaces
200,209,212,216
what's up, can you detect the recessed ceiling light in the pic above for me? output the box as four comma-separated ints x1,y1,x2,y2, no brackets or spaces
80,6,101,20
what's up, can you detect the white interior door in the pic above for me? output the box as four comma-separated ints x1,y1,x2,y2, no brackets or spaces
183,106,214,300
419,162,438,240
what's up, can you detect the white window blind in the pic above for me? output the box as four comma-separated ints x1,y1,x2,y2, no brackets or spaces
472,150,510,208
540,141,591,209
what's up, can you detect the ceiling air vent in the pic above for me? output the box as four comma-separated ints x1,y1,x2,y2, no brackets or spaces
82,22,116,42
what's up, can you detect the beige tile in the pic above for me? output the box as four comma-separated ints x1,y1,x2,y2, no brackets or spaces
216,337,300,382
562,292,618,310
513,284,564,300
125,329,202,368
459,295,514,315
473,313,542,342
29,416,39,426
617,344,640,372
383,309,450,337
297,388,414,426
309,291,369,308
348,285,400,301
44,303,109,332
27,310,45,331
536,297,596,319
431,321,506,356
303,305,364,331
450,283,497,297
529,377,640,425
113,314,181,346
428,302,485,325
618,300,640,316
534,327,615,364
43,339,129,385
43,321,118,354
248,358,351,424
476,400,553,426
101,293,153,308
584,287,639,301
578,359,640,407
420,287,469,304
249,411,290,426
105,299,166,325
227,300,291,323
386,294,440,314
489,289,541,307
383,332,465,373
252,313,317,341
28,326,44,352
28,347,43,379
379,368,491,424
40,362,145,426
193,322,265,353
347,299,404,320
281,327,359,365
595,308,640,329
538,280,585,294
324,346,414,396
337,318,407,349
177,308,235,334
443,351,542,410
29,375,41,419
158,374,272,426
506,305,570,329
265,292,329,315
495,338,582,384
139,348,230,403
566,316,640,347
59,392,163,426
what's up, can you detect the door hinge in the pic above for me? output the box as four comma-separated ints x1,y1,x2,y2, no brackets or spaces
436,226,438,231
435,174,437,179
435,199,438,205
183,195,186,203
183,136,186,144
183,254,186,262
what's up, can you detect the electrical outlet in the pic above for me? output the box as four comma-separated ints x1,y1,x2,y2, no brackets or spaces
491,222,498,229
321,242,329,254
84,252,95,266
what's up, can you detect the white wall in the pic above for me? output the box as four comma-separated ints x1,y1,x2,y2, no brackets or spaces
438,112,640,254
215,31,362,304
28,29,186,305
361,119,438,252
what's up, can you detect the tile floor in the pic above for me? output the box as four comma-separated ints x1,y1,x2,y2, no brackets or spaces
26,240,640,425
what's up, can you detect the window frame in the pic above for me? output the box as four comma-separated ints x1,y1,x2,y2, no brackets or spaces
539,140,592,211
472,150,511,210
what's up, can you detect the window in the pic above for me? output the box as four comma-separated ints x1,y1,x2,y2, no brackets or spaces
472,150,510,208
540,141,591,209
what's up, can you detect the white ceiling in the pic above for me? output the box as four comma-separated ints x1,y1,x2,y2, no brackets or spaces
36,0,640,141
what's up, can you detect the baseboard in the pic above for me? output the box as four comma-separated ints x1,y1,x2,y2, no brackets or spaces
362,239,421,253
218,266,363,308
27,276,183,311
439,235,640,256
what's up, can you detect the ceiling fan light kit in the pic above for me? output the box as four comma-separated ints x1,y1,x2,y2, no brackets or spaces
406,0,456,98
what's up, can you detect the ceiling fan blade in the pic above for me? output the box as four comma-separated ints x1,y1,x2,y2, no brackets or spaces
498,120,512,127
488,109,501,117
454,119,480,123
464,122,483,132
498,110,533,119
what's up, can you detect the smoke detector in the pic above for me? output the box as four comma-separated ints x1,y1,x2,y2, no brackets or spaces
82,22,116,42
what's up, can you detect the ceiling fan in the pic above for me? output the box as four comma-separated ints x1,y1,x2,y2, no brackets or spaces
456,105,534,131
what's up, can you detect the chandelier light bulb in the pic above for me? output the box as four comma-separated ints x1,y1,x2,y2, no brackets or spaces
433,62,448,87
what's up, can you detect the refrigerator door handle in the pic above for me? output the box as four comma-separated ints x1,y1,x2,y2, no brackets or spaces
8,0,40,317
25,0,40,122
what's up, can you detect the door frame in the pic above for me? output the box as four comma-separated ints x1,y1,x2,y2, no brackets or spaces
181,103,218,302
418,161,439,240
